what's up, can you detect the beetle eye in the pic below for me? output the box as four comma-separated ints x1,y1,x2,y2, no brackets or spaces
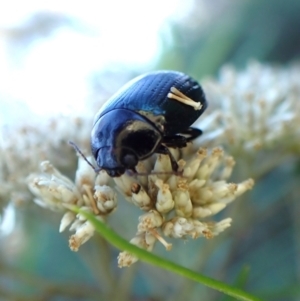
121,152,138,168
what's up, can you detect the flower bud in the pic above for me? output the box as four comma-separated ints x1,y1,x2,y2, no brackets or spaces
131,183,152,210
155,179,174,213
94,185,117,213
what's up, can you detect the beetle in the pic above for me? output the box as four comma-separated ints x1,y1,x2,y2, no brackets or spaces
90,70,207,177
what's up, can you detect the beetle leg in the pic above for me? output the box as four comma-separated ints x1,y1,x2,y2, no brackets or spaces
162,127,203,148
167,87,203,110
156,144,179,172
162,135,187,148
181,127,203,142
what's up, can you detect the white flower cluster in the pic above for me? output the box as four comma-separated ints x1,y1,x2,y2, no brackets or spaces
199,62,300,153
27,157,117,252
26,144,253,267
114,146,254,267
0,114,91,212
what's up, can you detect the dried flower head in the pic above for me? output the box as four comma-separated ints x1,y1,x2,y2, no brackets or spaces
26,142,253,267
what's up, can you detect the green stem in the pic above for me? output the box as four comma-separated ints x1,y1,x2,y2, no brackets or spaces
78,209,264,301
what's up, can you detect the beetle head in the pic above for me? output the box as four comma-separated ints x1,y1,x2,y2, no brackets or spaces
94,146,138,177
91,109,162,177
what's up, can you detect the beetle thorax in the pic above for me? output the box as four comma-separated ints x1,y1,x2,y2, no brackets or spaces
91,109,162,174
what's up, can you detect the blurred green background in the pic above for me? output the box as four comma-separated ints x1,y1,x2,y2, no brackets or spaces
1,0,300,300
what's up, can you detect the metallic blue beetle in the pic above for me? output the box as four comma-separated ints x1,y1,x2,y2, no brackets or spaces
91,70,207,177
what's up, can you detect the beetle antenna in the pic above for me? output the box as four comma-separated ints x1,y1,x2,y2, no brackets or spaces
68,141,100,173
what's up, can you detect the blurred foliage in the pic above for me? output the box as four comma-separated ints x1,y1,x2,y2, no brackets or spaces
1,0,300,300
157,0,300,77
